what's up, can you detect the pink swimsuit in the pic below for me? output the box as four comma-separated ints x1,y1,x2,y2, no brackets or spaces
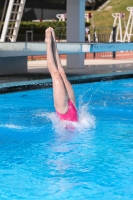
56,99,78,122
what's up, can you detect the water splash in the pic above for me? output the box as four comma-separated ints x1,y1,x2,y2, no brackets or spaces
77,104,96,131
0,124,25,130
38,104,96,134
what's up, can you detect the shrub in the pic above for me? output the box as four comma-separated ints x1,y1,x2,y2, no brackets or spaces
18,21,90,39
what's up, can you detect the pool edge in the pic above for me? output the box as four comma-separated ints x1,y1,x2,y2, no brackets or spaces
0,70,133,93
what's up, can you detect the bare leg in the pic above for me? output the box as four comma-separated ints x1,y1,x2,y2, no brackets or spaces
50,27,76,107
45,28,68,114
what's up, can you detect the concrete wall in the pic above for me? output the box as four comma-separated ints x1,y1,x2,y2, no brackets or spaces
0,56,27,76
67,0,85,69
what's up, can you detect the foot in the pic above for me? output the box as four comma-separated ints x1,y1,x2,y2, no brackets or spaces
49,27,56,42
45,27,52,44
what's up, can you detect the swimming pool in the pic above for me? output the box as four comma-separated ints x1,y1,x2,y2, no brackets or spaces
0,78,133,200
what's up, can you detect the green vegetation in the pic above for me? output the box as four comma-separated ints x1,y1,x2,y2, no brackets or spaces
87,0,133,28
21,0,132,31
17,0,132,41
25,0,64,4
19,21,90,37
19,21,67,35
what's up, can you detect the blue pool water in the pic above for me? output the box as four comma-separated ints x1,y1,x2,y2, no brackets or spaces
0,78,133,200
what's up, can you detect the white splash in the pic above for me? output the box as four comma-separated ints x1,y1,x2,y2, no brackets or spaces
0,124,25,130
38,104,96,133
77,104,96,132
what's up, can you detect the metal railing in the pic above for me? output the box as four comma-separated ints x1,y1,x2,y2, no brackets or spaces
4,26,131,59
17,26,114,43
16,27,115,59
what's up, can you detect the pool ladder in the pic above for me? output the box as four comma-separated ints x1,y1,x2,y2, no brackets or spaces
0,0,26,42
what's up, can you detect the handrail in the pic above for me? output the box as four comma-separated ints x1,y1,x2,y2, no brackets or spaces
9,0,20,38
0,0,9,33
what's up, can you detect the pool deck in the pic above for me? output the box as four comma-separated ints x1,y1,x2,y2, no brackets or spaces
28,58,133,74
0,54,133,91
